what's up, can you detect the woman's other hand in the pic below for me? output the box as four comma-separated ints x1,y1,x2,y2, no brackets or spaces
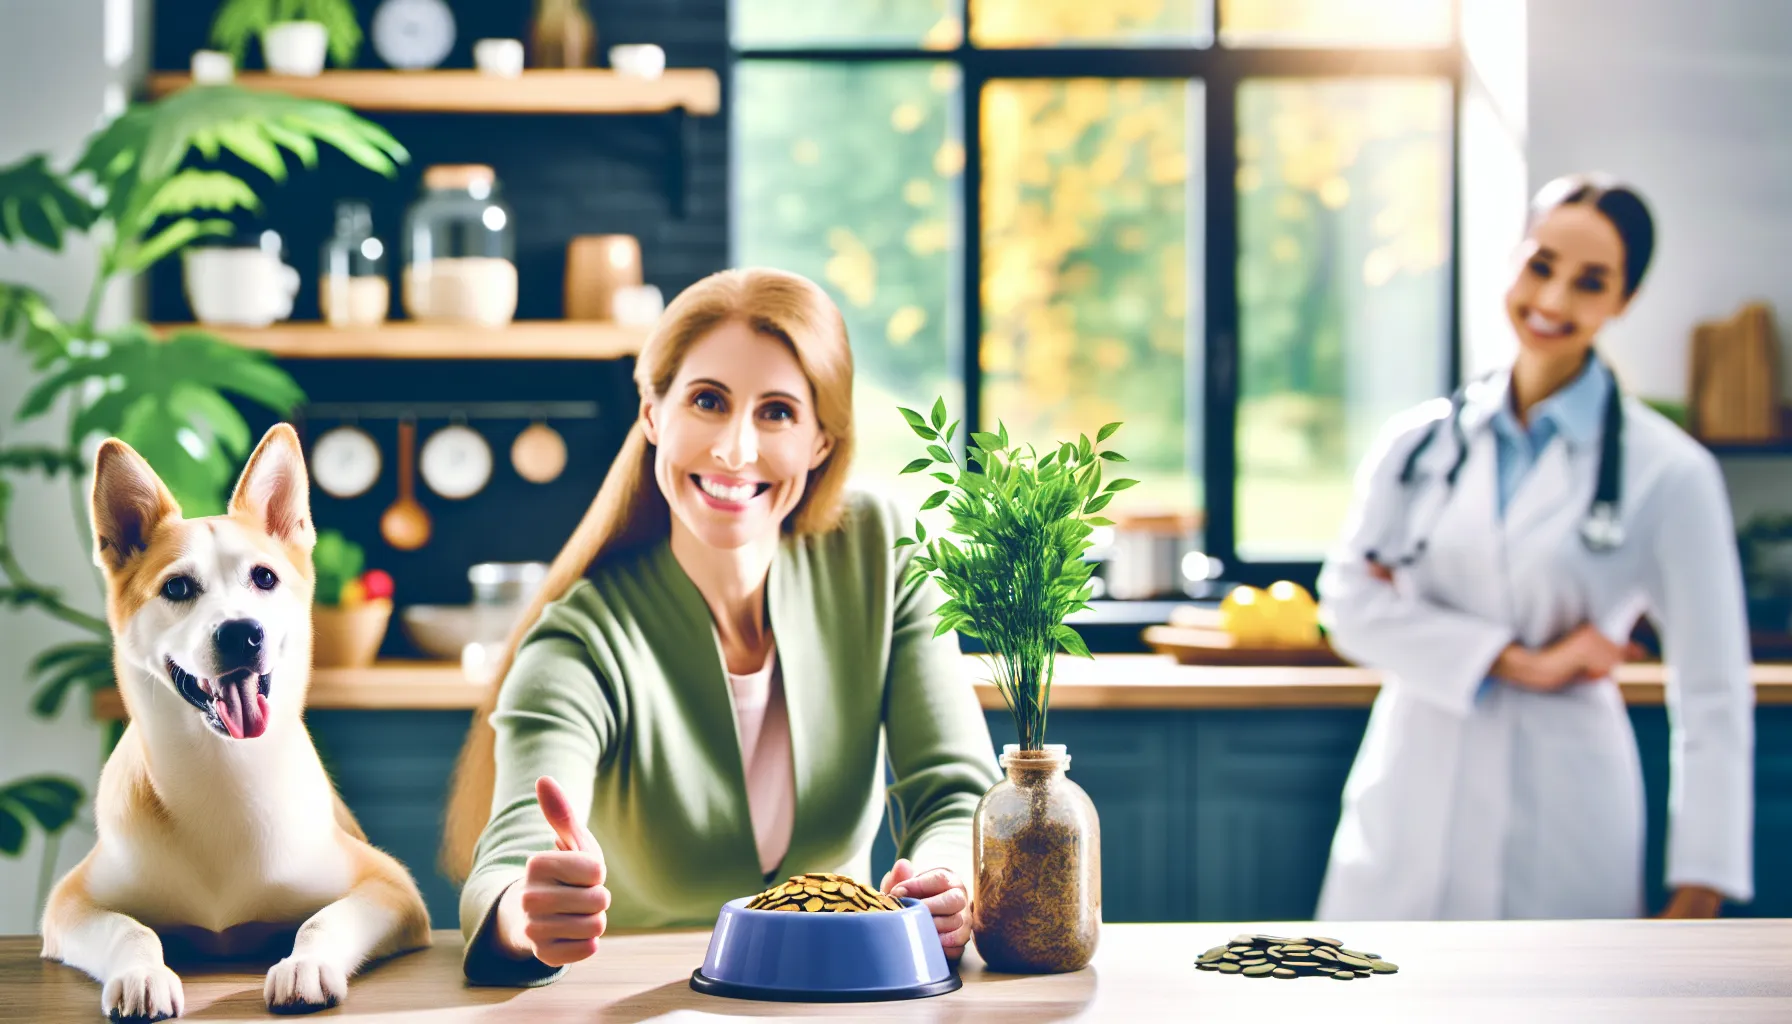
1495,624,1642,692
1656,885,1724,919
881,858,971,961
495,775,612,967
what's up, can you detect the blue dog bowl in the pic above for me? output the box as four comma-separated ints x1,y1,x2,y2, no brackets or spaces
690,896,961,1002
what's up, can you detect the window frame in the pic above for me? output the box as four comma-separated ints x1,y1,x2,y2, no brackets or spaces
731,3,1465,596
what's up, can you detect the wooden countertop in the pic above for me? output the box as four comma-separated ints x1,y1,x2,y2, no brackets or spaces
89,655,1792,719
11,921,1792,1021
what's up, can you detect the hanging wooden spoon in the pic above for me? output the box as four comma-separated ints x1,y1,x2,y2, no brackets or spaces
380,418,432,551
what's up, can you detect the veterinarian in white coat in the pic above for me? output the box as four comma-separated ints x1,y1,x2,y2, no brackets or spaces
1315,174,1754,921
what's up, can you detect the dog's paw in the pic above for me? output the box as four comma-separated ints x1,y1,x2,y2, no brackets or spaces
263,954,347,1015
102,963,184,1022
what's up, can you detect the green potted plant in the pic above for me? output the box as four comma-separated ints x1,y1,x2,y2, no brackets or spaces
311,529,395,668
211,0,364,76
0,81,404,904
894,398,1135,974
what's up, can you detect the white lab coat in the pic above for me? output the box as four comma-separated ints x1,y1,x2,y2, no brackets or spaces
1315,373,1754,920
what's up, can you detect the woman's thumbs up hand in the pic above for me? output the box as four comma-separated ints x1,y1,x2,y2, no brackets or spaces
494,776,612,967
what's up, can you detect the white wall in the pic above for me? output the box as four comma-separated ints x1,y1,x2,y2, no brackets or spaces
1522,0,1792,521
1528,0,1792,405
0,0,147,933
1459,0,1529,377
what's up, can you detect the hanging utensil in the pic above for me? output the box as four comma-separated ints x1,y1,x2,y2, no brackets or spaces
511,419,567,484
309,422,383,499
380,418,432,551
420,418,493,499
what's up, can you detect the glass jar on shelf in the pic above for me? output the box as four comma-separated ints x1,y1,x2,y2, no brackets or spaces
402,164,518,327
319,200,389,328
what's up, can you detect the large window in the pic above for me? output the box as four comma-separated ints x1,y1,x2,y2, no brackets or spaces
733,0,1458,589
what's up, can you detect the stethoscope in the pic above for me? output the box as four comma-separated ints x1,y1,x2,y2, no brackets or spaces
1366,357,1626,569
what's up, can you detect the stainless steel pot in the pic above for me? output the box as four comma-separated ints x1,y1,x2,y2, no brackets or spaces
1103,513,1201,600
468,561,549,606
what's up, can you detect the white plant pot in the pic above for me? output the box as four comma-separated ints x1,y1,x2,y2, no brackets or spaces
262,21,328,76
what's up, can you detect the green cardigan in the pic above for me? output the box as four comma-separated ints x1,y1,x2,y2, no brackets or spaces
460,489,1002,984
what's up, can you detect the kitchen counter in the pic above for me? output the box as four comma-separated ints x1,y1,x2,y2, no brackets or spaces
11,921,1792,1022
87,654,1792,719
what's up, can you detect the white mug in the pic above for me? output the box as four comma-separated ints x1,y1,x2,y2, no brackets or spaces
612,283,664,326
190,49,235,83
473,38,524,78
183,248,300,328
609,44,665,79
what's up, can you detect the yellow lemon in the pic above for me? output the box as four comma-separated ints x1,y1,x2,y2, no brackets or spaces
1220,585,1275,645
1265,580,1320,646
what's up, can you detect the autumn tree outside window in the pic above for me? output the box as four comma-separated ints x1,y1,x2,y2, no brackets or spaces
732,0,1460,591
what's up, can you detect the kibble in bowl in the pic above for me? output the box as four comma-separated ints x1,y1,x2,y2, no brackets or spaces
744,872,905,913
691,872,957,1002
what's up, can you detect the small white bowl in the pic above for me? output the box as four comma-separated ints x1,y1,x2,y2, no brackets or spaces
474,38,525,78
191,49,235,83
400,604,521,660
609,44,665,79
613,283,664,326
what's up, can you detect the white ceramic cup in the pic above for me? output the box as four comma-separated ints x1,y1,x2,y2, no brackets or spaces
183,248,300,328
262,21,328,76
609,44,665,79
612,283,664,326
190,49,235,83
473,38,525,78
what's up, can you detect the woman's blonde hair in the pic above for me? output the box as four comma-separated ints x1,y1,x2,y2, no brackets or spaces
441,267,855,880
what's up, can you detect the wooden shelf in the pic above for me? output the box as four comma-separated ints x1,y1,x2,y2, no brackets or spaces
156,320,648,360
89,654,1792,720
146,69,720,116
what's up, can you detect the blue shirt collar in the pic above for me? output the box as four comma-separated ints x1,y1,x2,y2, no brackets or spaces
1485,355,1610,450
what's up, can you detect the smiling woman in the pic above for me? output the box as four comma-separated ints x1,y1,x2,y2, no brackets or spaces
641,320,837,570
1313,174,1754,926
442,268,1000,986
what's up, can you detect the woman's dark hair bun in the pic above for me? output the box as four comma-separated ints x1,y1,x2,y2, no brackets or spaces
1529,173,1656,298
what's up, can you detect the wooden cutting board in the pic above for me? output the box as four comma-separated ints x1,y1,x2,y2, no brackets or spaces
1143,605,1348,666
1691,301,1783,441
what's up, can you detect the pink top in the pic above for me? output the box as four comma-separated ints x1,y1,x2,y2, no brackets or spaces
726,642,794,876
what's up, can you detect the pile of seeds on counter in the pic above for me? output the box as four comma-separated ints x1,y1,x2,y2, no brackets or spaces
1197,934,1399,980
745,872,904,913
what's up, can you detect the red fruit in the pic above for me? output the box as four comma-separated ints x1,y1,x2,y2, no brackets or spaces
359,569,395,600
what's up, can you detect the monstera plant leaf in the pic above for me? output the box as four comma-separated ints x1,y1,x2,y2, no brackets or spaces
0,775,84,856
17,324,305,515
29,641,115,719
75,84,404,276
107,170,263,274
0,282,71,368
79,82,405,210
0,155,98,253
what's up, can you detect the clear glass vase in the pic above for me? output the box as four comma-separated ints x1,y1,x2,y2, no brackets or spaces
972,743,1101,973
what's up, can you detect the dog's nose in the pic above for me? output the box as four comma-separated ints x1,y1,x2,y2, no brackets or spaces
213,618,265,670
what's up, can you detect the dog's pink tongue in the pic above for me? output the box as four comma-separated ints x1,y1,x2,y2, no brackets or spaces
218,673,268,739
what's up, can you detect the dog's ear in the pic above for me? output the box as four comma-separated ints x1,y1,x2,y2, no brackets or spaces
229,424,316,553
92,439,181,573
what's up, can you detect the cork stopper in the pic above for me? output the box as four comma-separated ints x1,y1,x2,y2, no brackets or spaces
1112,511,1202,536
423,164,497,192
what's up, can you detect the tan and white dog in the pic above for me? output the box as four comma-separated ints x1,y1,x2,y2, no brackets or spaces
41,425,430,1021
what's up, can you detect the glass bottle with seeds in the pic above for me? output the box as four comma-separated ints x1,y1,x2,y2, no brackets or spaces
403,164,518,327
319,200,389,328
972,743,1100,973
